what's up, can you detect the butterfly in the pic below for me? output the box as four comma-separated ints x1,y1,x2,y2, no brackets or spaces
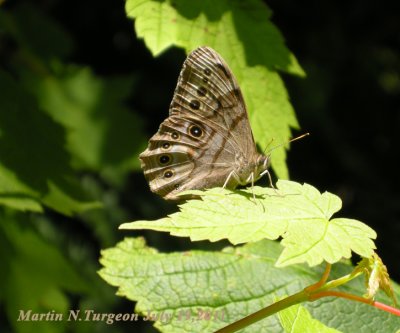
139,46,270,200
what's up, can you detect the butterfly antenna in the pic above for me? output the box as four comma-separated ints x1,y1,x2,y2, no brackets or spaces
265,133,310,155
261,133,309,195
262,138,275,155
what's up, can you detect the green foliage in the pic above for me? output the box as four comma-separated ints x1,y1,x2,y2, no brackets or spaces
99,237,399,332
0,3,145,214
1,210,127,333
126,0,305,178
121,180,377,266
0,211,89,333
0,3,148,333
0,70,98,215
25,65,145,183
278,303,341,333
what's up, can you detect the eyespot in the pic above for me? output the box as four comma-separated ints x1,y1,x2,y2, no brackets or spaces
171,132,180,140
189,125,203,138
164,170,174,178
189,99,200,110
174,184,180,190
197,86,207,97
215,62,231,79
204,68,211,76
161,142,171,150
232,88,241,99
159,154,171,165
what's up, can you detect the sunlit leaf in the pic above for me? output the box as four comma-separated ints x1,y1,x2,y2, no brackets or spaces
99,237,399,332
121,180,376,266
278,302,341,333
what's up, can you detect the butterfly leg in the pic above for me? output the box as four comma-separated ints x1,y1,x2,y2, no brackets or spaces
249,172,256,201
260,168,276,189
222,170,235,189
260,168,283,197
249,173,266,211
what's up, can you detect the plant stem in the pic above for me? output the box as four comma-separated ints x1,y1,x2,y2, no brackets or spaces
214,263,399,332
317,269,363,292
305,263,331,292
374,301,400,316
214,290,308,333
311,291,400,316
310,290,373,304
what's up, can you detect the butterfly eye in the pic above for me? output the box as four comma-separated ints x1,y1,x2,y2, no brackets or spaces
189,125,203,138
159,154,171,165
164,170,174,178
171,132,180,140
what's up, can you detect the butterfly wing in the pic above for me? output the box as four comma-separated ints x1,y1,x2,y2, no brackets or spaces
140,47,258,200
171,47,257,156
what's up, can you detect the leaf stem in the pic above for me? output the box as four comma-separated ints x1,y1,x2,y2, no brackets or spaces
373,301,400,316
309,290,373,304
310,291,400,316
215,263,398,333
214,289,308,333
317,269,363,292
305,263,331,292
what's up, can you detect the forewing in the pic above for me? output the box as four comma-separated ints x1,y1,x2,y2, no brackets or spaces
170,46,256,155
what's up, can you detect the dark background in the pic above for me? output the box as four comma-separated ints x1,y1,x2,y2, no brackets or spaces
1,0,399,331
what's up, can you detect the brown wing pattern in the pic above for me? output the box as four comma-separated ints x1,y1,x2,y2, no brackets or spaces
170,47,256,154
140,46,257,200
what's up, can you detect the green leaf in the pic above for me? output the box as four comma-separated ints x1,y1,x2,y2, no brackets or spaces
0,196,43,213
24,64,146,185
0,71,99,215
0,212,90,333
126,0,303,75
126,0,305,178
121,180,377,266
278,303,341,333
1,2,146,193
99,237,399,333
